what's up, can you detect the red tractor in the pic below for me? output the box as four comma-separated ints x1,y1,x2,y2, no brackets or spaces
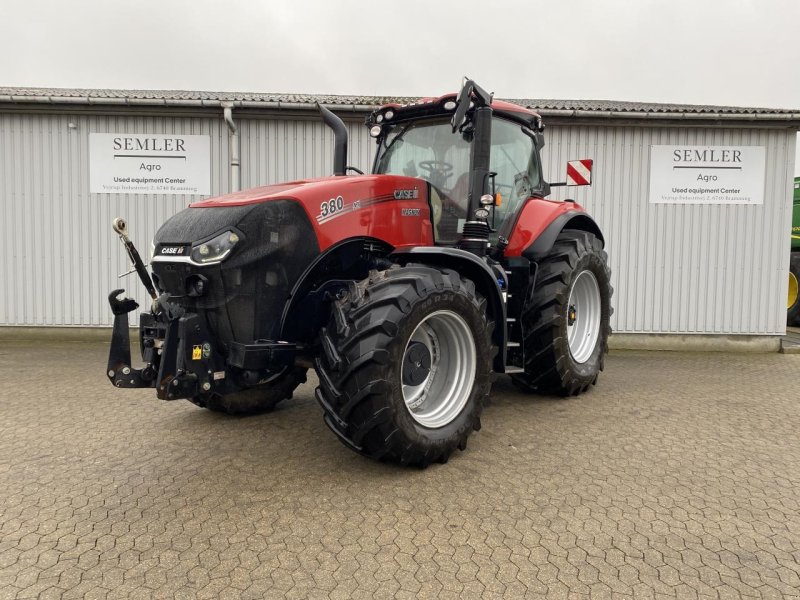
107,79,612,467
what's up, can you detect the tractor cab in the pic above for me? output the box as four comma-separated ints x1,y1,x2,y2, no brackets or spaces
368,91,548,248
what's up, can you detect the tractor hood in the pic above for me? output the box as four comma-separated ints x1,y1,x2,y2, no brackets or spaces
188,174,435,252
190,177,341,208
190,175,406,208
150,173,435,348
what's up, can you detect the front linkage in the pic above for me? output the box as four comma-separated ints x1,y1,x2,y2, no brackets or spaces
106,219,294,401
106,289,223,400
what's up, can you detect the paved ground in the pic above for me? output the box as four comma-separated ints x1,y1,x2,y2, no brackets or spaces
782,327,800,353
2,342,800,599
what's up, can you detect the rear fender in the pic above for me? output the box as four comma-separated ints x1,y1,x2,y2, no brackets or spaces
390,247,507,372
522,211,604,259
504,198,604,259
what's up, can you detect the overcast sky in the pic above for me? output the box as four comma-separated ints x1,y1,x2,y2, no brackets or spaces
1,0,798,174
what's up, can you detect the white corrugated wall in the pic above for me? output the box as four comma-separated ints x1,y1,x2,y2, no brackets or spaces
0,111,374,328
1,112,228,327
0,109,795,335
238,116,375,186
542,125,796,335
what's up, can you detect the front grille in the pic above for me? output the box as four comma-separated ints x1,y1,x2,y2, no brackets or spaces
151,200,320,347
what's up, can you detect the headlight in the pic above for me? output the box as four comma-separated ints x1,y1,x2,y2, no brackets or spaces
190,230,240,264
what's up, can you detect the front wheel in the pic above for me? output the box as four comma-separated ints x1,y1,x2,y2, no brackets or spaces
189,367,308,415
512,229,612,396
315,265,495,467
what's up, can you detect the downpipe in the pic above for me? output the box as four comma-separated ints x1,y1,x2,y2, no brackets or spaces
222,103,240,193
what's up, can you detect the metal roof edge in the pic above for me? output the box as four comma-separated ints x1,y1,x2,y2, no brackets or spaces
0,94,377,112
1,92,798,123
537,107,800,123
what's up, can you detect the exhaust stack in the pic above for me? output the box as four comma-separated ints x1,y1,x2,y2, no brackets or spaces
316,103,348,176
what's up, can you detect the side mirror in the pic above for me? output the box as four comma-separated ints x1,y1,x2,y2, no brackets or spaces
566,159,593,186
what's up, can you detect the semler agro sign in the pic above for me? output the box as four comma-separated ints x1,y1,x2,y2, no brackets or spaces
90,133,211,195
649,145,765,205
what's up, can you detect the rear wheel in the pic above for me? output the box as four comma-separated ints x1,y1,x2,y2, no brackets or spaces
189,367,308,415
512,229,612,396
315,265,495,467
788,253,800,326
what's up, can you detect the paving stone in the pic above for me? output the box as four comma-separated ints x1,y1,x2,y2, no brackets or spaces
2,343,800,598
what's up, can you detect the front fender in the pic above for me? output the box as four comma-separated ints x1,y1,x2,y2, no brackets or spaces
279,237,394,343
390,247,507,373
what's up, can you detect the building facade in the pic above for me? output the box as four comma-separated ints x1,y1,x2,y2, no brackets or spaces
0,88,798,345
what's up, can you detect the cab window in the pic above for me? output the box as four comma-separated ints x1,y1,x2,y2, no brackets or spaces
489,118,542,237
374,116,543,244
375,118,471,244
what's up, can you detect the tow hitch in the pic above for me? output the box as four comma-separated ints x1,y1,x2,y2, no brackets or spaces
106,288,157,389
106,285,222,400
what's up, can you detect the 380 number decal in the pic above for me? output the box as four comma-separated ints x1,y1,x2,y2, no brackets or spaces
319,196,344,218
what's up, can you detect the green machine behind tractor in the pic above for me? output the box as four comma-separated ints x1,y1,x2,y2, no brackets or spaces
788,176,800,325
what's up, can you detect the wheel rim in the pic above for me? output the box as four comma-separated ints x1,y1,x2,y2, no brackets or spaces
567,270,602,364
401,310,476,428
789,272,798,309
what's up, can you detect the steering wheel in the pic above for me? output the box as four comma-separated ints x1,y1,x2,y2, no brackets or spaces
419,160,454,179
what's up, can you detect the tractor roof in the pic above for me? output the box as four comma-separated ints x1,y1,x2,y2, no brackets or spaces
368,93,541,129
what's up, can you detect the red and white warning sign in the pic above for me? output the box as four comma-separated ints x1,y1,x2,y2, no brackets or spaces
566,159,593,186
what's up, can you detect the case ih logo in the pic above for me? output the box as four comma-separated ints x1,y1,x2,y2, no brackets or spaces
160,246,184,255
566,160,593,186
394,189,419,200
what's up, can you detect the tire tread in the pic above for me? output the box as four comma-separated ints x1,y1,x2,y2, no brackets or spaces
512,229,612,396
315,264,495,467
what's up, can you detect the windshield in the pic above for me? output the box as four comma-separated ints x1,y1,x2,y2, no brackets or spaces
374,117,542,243
376,119,471,198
